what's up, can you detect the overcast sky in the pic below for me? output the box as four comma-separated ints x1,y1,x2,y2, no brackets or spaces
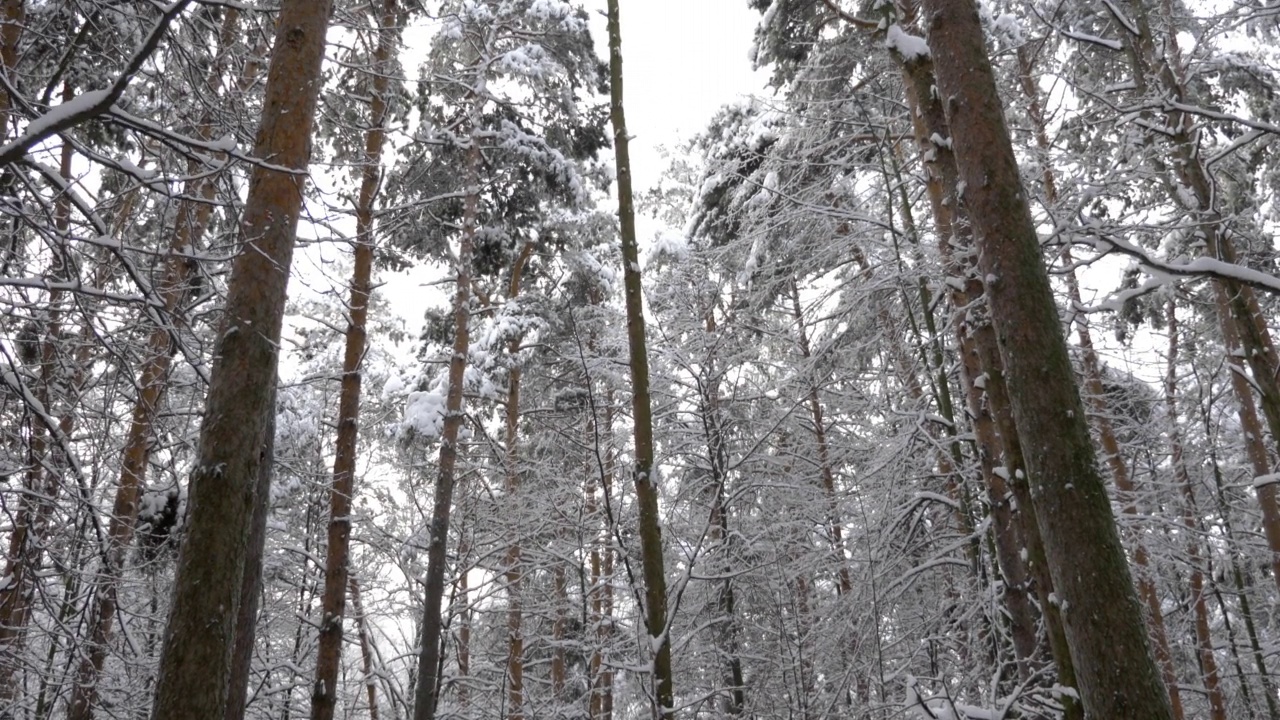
584,0,770,190
334,2,770,344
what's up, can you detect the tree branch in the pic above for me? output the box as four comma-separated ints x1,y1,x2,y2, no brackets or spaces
0,0,192,169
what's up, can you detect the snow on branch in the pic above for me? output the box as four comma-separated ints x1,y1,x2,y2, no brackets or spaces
0,0,192,168
886,25,930,62
1081,232,1280,299
1101,0,1140,36
1061,29,1124,51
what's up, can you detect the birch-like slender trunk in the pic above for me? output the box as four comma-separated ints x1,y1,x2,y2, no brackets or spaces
605,1,673,715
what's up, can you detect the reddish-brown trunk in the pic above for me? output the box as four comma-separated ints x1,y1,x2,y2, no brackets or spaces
786,280,853,595
347,576,380,720
311,3,396,718
0,111,72,700
1164,303,1227,720
411,134,479,720
150,2,334,717
1213,285,1280,589
225,387,276,720
0,0,23,140
501,239,535,720
894,50,1041,680
919,2,1173,716
67,14,252,719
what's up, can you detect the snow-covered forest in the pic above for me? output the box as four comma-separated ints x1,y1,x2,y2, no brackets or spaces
1,1,1279,719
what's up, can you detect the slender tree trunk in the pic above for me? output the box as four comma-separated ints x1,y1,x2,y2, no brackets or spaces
311,3,396,718
1212,285,1280,591
1119,0,1280,513
150,2,334,717
786,280,853,596
585,387,615,720
0,0,22,142
894,52,1040,681
698,310,746,714
0,112,72,705
453,535,471,711
348,576,380,720
896,49,1076,707
500,240,535,720
1163,303,1227,720
1012,38,1185,712
918,2,1173,717
411,139,479,720
605,1,673,715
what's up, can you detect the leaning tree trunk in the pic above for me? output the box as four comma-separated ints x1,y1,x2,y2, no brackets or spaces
1015,35,1185,717
149,2,334,718
66,13,261,719
917,1,1173,717
224,385,277,720
605,1,674,716
310,3,397,718
894,47,1076,706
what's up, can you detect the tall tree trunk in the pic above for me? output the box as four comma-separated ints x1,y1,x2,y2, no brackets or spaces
0,111,72,705
225,386,277,720
149,2,334,718
786,280,853,596
500,239,535,720
410,137,479,720
0,0,22,142
585,387,615,720
604,1,673,716
917,2,1173,717
67,13,257,718
311,3,396,718
1208,448,1280,718
1212,285,1280,591
895,49,1075,707
1163,302,1227,720
1011,38,1185,711
348,576,380,720
1119,0,1280,515
698,309,746,714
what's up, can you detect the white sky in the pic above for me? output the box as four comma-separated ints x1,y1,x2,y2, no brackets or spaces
369,1,769,339
584,0,770,190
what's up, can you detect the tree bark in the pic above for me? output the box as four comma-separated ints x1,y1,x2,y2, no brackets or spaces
585,386,616,720
894,48,1078,707
225,386,277,720
0,109,72,705
0,0,23,142
1163,302,1227,720
605,1,674,716
917,2,1173,717
1212,284,1280,591
501,240,535,720
149,2,334,717
67,13,256,718
348,575,381,720
410,136,479,720
311,3,396,718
